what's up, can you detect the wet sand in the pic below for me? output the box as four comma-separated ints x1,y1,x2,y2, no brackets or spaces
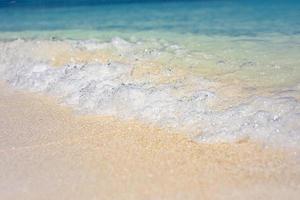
0,82,300,200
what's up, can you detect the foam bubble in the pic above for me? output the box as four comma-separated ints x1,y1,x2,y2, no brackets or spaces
1,39,299,148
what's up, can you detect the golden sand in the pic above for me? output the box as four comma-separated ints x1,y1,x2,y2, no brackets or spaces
0,82,299,200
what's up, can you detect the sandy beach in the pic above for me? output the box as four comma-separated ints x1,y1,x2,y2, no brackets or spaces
0,82,299,200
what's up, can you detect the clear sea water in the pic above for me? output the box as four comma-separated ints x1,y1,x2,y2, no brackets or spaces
0,0,300,36
0,0,300,146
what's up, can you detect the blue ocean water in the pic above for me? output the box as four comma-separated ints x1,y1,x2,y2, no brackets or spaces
0,0,299,36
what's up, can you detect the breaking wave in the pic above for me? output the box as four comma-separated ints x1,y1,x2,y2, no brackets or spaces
1,38,299,147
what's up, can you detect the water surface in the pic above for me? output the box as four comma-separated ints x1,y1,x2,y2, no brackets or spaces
0,0,300,146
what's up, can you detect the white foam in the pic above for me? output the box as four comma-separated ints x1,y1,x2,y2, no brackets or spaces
1,39,300,148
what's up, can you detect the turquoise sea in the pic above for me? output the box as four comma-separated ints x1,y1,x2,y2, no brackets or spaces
1,0,300,36
0,0,300,146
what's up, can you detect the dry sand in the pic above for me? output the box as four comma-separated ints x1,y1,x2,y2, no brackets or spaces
0,82,300,200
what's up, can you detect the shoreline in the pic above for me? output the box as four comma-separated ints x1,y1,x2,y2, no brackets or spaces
1,1,300,198
1,82,300,199
1,39,300,147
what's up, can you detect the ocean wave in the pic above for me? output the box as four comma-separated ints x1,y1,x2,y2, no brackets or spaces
1,38,299,147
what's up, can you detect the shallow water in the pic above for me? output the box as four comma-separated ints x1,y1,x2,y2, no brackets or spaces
0,0,299,147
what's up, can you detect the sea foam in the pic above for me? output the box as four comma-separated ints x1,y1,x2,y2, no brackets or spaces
0,38,299,147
